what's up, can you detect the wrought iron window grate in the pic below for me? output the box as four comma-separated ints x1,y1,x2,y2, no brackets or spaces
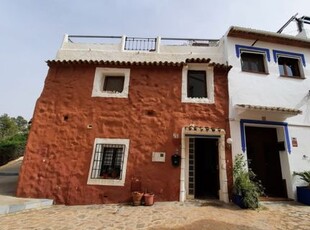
91,144,125,180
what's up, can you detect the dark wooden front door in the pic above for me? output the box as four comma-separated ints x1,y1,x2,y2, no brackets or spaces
195,138,219,199
245,126,287,198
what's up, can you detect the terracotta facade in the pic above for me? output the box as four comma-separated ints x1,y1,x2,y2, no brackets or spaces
17,63,232,204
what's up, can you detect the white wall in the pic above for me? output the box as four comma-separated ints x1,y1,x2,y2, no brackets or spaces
226,37,310,125
224,35,310,199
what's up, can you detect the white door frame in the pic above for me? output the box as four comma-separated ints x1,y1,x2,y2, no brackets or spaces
179,125,229,203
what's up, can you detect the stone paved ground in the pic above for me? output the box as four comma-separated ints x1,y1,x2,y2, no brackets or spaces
0,200,309,230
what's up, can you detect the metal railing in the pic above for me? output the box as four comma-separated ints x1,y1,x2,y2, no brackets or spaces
124,37,157,51
66,35,219,51
161,37,219,47
68,35,122,44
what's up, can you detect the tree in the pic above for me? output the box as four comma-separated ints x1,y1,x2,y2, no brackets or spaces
0,114,19,140
0,114,29,165
12,116,28,133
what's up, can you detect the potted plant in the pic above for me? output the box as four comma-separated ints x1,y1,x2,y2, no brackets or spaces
293,170,310,205
132,191,144,206
232,154,264,209
143,192,155,206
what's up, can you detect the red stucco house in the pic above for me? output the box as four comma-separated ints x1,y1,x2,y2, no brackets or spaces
17,36,232,204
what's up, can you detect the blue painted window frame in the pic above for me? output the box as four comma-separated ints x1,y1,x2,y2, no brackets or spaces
240,119,291,154
272,50,306,67
235,45,271,62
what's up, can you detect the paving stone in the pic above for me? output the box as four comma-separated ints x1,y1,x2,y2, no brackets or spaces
0,201,309,229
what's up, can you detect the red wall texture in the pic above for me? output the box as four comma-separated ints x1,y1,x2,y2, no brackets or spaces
17,63,232,205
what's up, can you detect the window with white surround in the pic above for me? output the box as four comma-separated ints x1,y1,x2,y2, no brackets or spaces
87,138,129,186
278,56,303,78
235,45,270,74
181,64,214,104
240,51,268,74
92,68,130,98
272,50,305,79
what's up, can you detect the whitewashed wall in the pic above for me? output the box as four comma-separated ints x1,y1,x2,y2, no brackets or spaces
223,36,310,199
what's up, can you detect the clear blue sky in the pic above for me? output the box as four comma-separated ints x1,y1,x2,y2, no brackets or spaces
1,0,310,120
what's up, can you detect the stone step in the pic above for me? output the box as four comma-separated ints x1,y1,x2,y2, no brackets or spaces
0,196,54,215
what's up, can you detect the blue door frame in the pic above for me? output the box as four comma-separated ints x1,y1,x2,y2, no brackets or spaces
240,119,291,154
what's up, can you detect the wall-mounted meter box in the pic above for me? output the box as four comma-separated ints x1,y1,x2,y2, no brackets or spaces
152,152,166,162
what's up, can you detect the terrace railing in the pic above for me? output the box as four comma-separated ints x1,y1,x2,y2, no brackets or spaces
124,37,157,51
66,35,219,52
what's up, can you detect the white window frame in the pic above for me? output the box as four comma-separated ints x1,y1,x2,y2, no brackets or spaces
87,138,130,186
277,55,305,79
181,64,214,104
91,67,130,98
240,50,269,74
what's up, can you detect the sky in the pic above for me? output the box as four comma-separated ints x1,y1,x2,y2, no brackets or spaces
1,0,310,121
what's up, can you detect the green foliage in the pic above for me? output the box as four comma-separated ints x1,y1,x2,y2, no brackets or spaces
12,116,28,133
233,154,264,209
0,114,29,165
0,114,19,139
293,171,310,187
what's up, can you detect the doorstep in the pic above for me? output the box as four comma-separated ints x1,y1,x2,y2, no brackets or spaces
259,196,293,201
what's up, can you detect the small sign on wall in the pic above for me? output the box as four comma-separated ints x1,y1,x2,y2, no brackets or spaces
152,152,166,162
292,137,298,147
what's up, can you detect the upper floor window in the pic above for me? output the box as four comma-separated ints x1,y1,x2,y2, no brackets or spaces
103,76,125,93
273,50,305,79
187,70,207,98
181,64,214,104
241,52,267,73
235,45,270,74
92,68,130,98
278,57,301,77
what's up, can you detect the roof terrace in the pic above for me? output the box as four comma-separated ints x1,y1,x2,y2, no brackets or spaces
66,35,220,51
54,35,223,64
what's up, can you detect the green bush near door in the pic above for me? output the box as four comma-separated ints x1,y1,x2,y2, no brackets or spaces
232,154,264,209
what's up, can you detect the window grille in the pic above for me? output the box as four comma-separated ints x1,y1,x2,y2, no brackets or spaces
91,144,125,180
188,138,195,195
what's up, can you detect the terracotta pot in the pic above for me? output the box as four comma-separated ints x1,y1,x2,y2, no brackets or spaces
144,193,155,206
132,191,144,206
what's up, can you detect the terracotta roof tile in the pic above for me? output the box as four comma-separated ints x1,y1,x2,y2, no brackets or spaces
47,60,183,67
236,104,302,115
46,59,232,70
184,125,225,134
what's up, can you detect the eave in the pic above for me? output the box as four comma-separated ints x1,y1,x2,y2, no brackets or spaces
227,26,310,49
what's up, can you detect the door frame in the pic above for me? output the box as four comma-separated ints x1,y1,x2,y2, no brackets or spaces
179,126,229,203
240,119,292,198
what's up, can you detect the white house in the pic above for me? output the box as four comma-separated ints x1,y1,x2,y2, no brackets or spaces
223,26,310,200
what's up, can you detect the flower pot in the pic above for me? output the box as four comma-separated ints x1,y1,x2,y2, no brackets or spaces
132,191,144,206
144,193,154,206
296,186,310,205
232,194,246,209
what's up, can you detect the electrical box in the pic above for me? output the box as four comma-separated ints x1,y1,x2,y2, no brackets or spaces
152,152,166,162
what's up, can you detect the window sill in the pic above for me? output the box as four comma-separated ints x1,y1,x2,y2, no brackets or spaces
92,91,128,98
87,178,125,186
241,70,269,75
182,97,214,104
279,75,305,79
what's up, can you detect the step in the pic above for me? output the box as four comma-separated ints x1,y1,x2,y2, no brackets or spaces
0,196,54,215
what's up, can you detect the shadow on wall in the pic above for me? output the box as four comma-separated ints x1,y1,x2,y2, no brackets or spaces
295,90,310,123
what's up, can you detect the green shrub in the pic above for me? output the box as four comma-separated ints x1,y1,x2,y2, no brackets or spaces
233,154,264,209
0,134,27,166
